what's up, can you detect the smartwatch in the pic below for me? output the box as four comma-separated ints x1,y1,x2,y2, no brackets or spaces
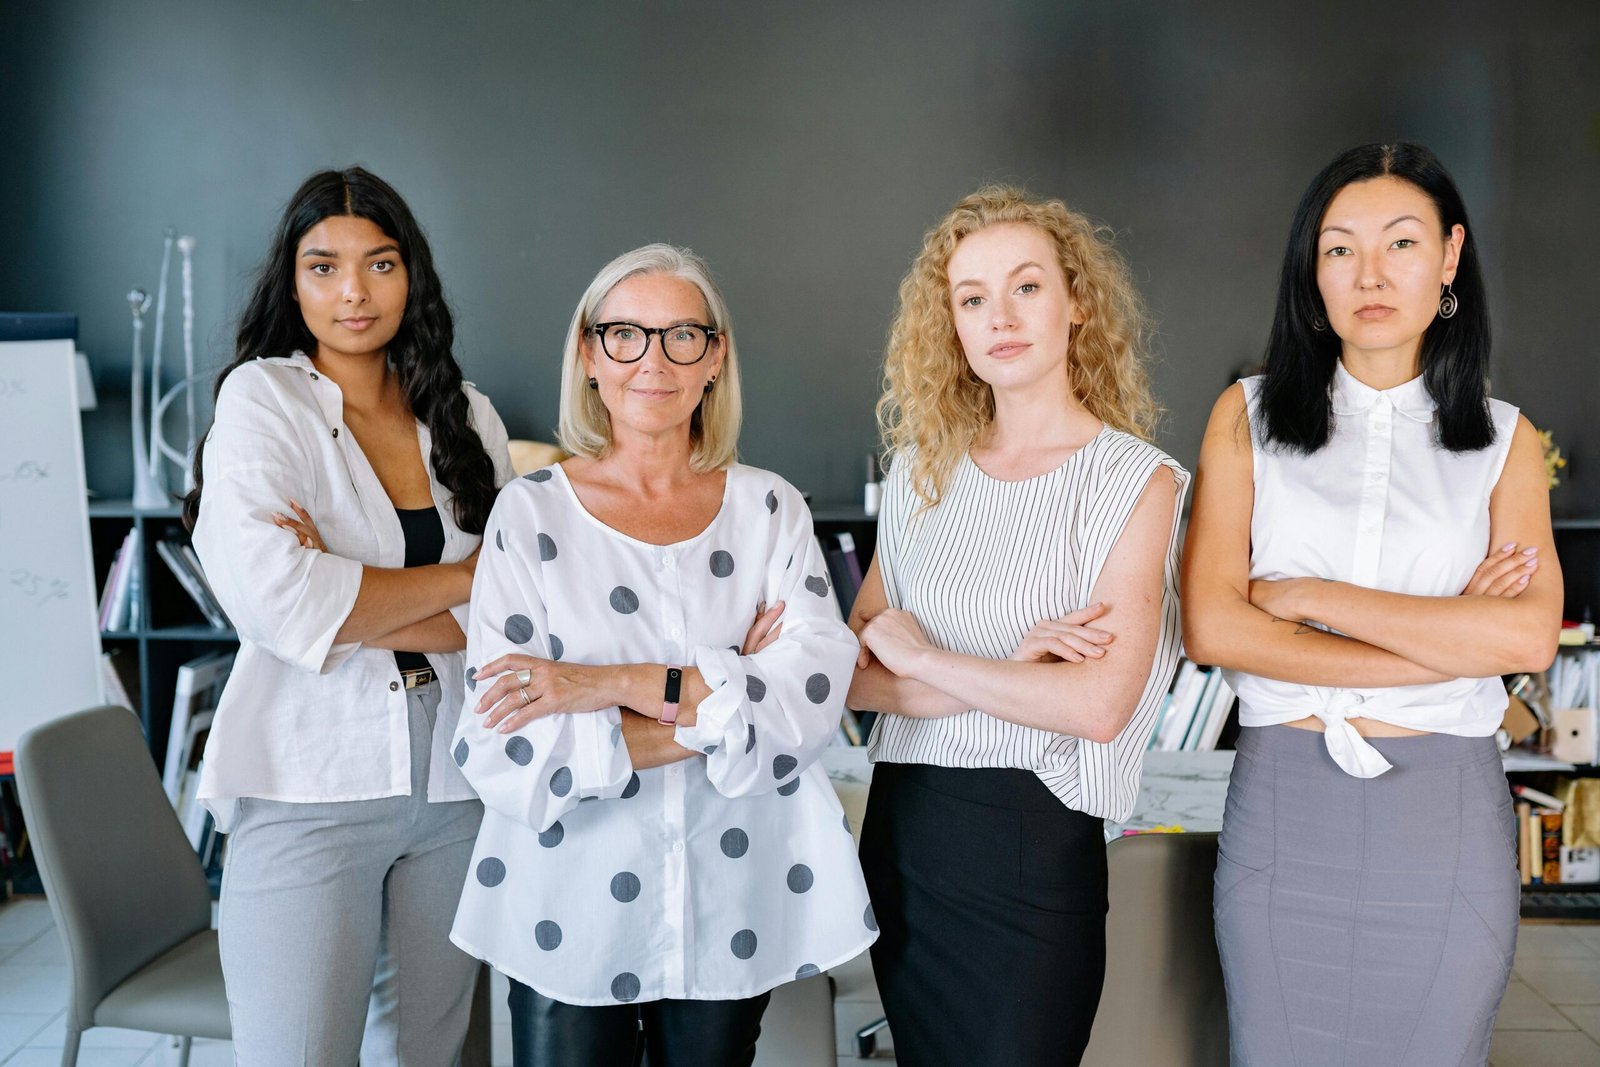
660,666,683,726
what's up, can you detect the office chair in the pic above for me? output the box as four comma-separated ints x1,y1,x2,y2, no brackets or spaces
15,705,231,1067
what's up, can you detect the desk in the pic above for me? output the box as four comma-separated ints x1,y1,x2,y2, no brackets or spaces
821,746,1234,841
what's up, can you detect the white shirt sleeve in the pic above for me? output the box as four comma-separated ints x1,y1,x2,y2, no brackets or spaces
453,483,635,832
675,482,860,797
447,387,517,639
192,371,363,674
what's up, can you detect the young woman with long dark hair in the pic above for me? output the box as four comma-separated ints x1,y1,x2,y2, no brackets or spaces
1182,143,1561,1064
184,167,514,1065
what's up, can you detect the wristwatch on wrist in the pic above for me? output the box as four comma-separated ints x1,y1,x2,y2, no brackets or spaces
659,666,683,726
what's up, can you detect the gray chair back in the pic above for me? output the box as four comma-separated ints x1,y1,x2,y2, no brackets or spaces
15,705,214,1031
1082,830,1229,1067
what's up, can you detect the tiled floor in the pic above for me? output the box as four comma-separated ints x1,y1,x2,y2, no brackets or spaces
1,895,1595,1065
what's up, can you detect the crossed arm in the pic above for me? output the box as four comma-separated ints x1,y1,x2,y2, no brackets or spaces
846,466,1179,745
1179,383,1561,686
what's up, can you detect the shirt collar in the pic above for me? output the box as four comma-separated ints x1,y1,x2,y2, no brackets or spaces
1330,361,1437,423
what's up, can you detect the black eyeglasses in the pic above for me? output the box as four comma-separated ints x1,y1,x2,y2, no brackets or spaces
588,321,718,365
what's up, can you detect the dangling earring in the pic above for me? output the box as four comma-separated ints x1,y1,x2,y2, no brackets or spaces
1438,283,1459,319
588,377,598,390
704,377,716,394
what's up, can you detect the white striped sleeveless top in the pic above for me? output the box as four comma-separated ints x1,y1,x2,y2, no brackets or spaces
867,427,1189,822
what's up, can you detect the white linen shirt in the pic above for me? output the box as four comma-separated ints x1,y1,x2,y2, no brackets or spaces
449,463,876,1005
1225,365,1519,777
192,352,515,831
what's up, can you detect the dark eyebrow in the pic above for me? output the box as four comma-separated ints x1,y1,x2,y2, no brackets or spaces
1318,216,1425,239
1318,226,1352,238
300,244,400,259
951,261,1047,290
1383,215,1423,231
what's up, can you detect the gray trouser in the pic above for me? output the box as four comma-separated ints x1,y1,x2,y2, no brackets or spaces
218,681,484,1066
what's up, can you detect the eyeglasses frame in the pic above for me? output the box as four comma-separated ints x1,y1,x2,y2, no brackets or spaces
587,321,720,365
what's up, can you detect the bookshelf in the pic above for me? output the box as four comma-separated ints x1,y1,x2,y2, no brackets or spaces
87,500,238,764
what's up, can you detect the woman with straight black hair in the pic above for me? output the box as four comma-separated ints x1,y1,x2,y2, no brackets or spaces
1183,142,1560,1064
185,166,515,1065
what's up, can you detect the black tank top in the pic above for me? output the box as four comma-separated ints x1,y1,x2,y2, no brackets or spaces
394,505,445,674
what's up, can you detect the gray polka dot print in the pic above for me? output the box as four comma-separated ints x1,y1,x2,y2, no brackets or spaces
621,772,641,799
549,634,564,660
745,724,756,753
772,754,798,780
864,903,877,931
804,575,828,597
730,929,758,960
720,828,749,858
787,864,814,893
765,490,777,513
776,779,800,796
805,674,831,704
745,674,766,702
709,550,734,577
537,822,564,848
465,666,477,691
504,736,534,766
453,739,469,767
610,872,641,903
476,858,506,887
609,586,640,614
611,973,641,1002
535,921,562,951
795,964,821,980
538,533,558,561
505,614,535,644
525,469,553,482
495,529,504,551
549,766,573,796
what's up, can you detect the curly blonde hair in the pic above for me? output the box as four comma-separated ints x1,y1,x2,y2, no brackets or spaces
878,185,1159,508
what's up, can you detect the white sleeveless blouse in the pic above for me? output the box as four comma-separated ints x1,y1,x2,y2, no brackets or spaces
1225,364,1519,777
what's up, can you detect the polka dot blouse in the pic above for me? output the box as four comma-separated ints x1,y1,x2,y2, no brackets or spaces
449,463,877,1005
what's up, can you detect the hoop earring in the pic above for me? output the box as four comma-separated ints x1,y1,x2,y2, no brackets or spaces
588,377,598,390
1312,315,1328,332
1438,283,1459,319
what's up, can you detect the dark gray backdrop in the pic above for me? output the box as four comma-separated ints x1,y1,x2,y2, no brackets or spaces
2,1,1596,514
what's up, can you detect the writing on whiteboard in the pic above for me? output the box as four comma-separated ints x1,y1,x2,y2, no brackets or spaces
8,568,70,608
0,460,50,482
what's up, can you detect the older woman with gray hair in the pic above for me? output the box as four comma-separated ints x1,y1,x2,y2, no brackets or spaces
449,244,875,1066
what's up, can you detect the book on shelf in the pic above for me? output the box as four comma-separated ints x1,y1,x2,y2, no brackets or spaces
100,527,141,631
155,539,231,629
818,532,864,619
1148,658,1237,752
162,652,234,805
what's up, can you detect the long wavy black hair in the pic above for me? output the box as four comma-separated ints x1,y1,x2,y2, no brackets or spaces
1258,142,1494,454
183,167,497,533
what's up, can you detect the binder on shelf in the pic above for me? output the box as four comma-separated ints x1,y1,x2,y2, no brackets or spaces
155,539,230,629
819,533,864,619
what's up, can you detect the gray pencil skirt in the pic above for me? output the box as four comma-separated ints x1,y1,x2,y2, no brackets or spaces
1215,725,1518,1067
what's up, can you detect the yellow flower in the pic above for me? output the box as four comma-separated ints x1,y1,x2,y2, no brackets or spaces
1538,428,1567,490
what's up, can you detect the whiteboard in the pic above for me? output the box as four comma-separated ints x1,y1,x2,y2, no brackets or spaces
0,339,104,750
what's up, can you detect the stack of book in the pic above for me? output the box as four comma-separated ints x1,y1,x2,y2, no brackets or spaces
1515,784,1600,885
98,527,142,631
1148,659,1236,751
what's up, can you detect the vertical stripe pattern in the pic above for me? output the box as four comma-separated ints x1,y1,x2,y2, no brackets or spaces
867,428,1189,822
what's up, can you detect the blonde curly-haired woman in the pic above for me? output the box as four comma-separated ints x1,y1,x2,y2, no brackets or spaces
848,187,1189,1066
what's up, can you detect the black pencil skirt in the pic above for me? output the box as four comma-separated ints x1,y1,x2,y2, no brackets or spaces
859,762,1109,1067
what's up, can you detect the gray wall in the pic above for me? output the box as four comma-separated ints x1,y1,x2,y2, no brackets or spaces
2,1,1596,514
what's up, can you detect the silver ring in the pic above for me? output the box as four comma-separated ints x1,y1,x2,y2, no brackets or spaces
520,687,532,706
516,668,533,686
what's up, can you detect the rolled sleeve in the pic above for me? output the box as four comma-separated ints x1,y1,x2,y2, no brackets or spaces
675,492,860,797
453,486,634,832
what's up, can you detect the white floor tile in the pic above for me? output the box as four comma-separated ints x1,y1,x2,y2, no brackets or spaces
1512,956,1600,1006
0,1014,56,1059
0,965,70,1014
4,933,65,968
25,1018,162,1050
2,1047,148,1066
0,903,54,946
1495,978,1578,1030
1488,1028,1600,1067
135,1037,235,1066
1515,923,1600,960
1557,1003,1600,1043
